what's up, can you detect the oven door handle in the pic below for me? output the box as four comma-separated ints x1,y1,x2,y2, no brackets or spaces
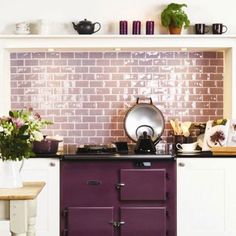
115,183,125,189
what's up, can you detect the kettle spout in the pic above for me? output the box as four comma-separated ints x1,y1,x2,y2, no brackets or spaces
72,22,77,30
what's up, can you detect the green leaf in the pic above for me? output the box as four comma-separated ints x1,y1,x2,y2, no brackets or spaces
9,111,14,117
18,125,28,135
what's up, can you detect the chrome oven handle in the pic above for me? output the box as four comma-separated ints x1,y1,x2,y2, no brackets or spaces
115,183,125,189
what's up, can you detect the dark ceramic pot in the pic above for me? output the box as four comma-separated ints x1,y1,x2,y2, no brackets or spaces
32,139,61,154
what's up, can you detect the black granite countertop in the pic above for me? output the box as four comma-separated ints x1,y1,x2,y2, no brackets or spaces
34,153,63,158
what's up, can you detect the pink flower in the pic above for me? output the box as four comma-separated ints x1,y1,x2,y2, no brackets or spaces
34,112,41,120
13,118,25,128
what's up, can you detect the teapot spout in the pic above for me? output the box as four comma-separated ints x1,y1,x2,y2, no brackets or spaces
72,22,77,30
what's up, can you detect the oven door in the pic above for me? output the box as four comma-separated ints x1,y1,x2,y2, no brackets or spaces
66,207,114,236
119,169,167,201
120,206,167,236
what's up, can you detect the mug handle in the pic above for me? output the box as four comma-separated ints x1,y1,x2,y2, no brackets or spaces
176,143,182,150
205,25,210,33
222,25,228,33
93,22,101,34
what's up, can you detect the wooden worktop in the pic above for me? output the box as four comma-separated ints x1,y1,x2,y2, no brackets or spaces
0,182,45,200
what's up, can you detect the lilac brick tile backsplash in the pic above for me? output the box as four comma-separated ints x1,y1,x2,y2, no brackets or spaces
10,50,224,153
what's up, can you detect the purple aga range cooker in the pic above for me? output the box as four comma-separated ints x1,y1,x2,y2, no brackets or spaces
61,155,176,236
60,98,176,236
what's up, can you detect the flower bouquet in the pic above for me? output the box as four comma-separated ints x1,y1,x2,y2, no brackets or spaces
0,108,52,161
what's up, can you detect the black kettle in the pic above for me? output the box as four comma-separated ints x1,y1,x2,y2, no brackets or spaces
72,19,101,34
135,131,156,154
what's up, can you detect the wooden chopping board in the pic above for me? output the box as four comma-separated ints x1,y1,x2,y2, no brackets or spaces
211,146,236,156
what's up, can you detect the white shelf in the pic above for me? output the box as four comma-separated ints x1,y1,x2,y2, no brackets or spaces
0,34,235,50
0,34,236,38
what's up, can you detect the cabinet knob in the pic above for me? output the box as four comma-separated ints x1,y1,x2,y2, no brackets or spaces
178,162,185,167
49,162,56,167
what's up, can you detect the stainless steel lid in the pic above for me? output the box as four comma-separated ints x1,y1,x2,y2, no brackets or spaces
124,98,165,143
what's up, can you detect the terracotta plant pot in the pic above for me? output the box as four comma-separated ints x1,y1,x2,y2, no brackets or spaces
169,25,182,34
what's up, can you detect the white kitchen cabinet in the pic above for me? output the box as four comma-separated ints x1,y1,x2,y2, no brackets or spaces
0,158,60,236
177,158,236,236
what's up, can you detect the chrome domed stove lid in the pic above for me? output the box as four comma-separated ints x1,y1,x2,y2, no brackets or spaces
124,98,165,154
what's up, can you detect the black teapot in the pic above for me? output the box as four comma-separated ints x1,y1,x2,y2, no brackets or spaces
72,19,101,34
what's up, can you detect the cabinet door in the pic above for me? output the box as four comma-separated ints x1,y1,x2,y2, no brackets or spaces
0,158,59,236
120,207,166,236
177,158,236,236
22,158,60,236
120,169,166,201
61,161,118,205
67,207,114,236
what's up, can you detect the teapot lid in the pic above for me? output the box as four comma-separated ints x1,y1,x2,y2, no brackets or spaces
79,19,92,24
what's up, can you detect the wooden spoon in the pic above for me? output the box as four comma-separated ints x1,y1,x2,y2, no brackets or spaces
170,120,177,134
175,119,182,135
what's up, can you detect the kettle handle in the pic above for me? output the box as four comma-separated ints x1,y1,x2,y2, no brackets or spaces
135,125,155,138
93,22,101,34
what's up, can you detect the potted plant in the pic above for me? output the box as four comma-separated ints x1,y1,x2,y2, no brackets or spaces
161,3,190,34
0,108,52,188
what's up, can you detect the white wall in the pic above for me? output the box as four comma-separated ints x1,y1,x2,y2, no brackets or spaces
0,0,234,35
